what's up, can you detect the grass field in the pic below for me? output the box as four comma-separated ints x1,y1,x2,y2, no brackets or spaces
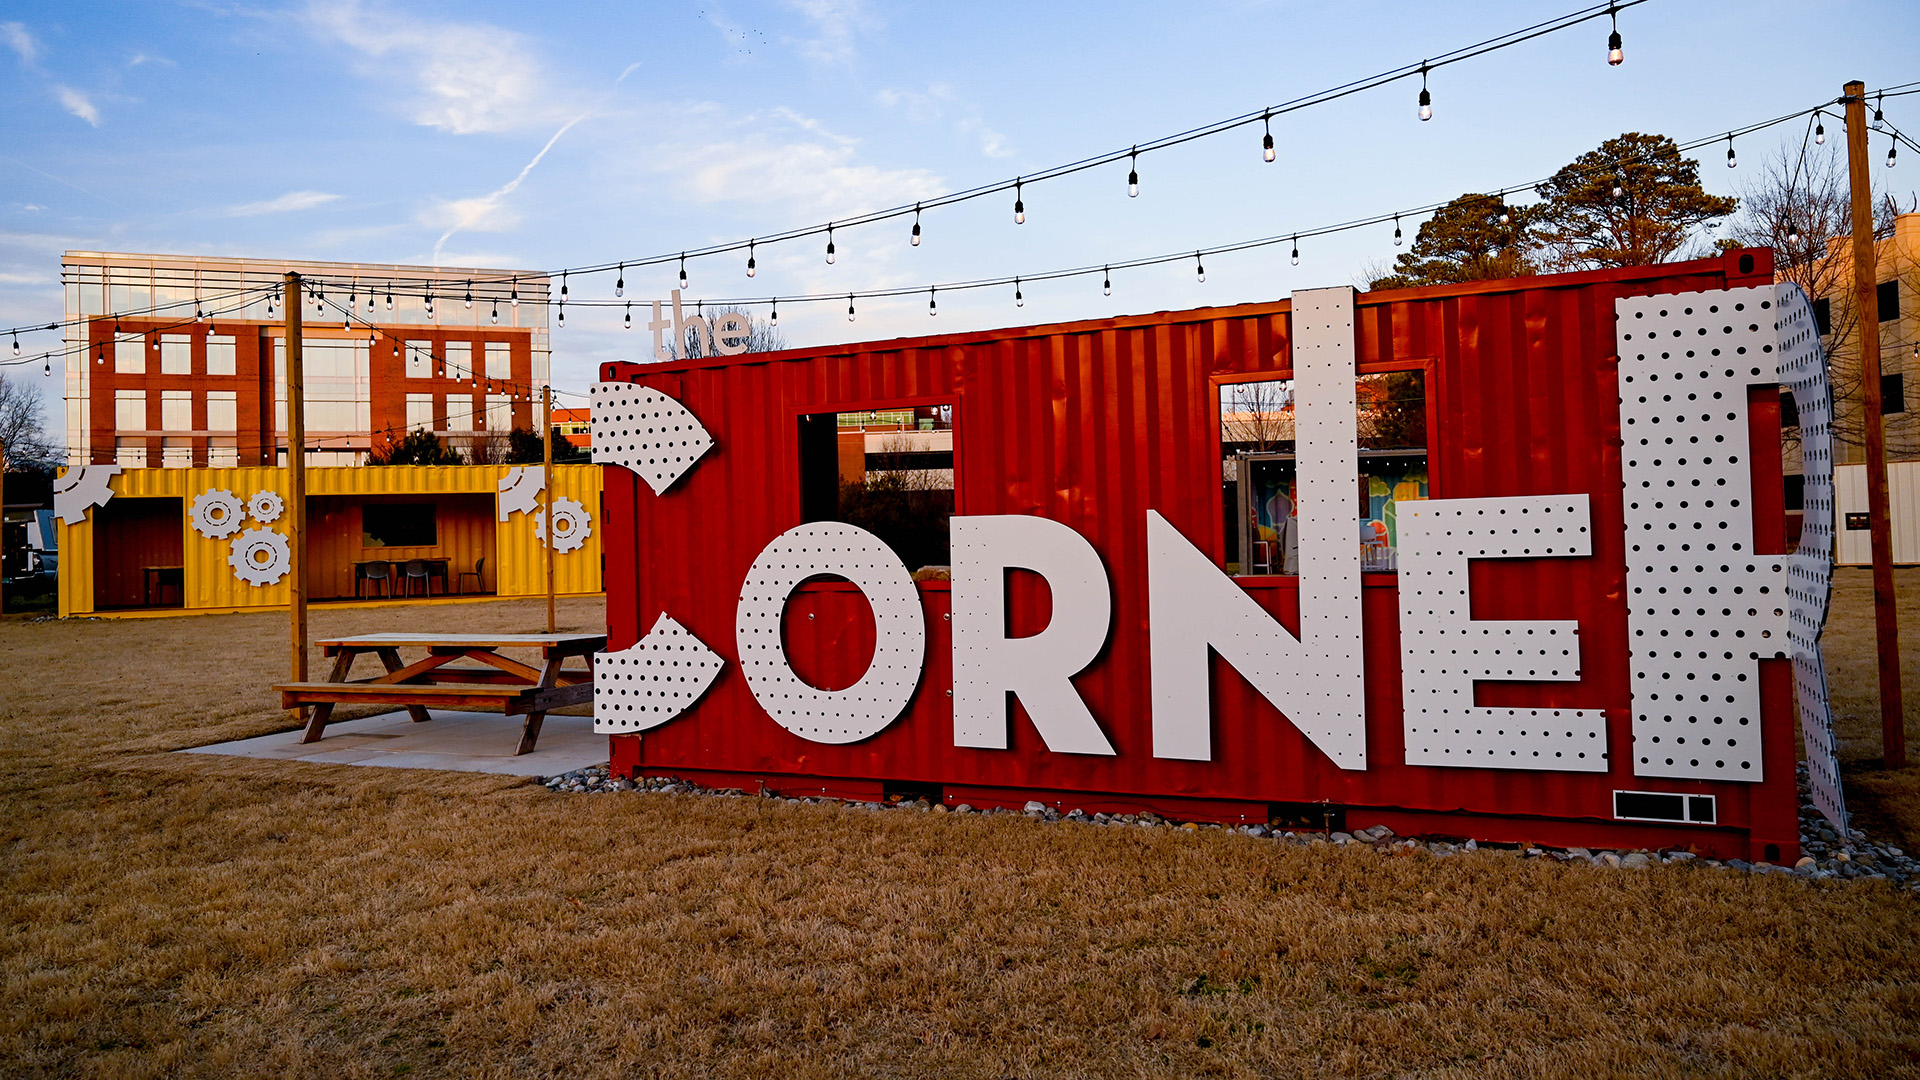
1,574,1917,1078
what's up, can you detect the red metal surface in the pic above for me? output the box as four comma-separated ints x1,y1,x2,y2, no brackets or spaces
601,249,1795,860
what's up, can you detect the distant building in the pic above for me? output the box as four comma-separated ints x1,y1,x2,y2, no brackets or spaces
1803,212,1919,465
61,252,551,467
552,406,591,450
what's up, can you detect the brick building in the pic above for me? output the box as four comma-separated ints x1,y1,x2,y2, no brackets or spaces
61,252,551,467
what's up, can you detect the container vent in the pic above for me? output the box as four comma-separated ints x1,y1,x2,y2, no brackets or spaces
1614,790,1716,825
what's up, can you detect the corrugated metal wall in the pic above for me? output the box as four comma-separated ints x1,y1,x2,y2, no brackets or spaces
1836,461,1920,564
603,250,1801,853
56,463,602,615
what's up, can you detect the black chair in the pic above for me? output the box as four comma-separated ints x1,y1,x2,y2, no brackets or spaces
456,556,487,595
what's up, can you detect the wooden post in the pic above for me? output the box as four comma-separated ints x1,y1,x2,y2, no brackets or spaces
285,272,309,709
543,383,555,633
1843,80,1905,768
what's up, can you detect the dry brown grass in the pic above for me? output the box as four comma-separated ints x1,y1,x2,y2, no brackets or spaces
2,591,1918,1079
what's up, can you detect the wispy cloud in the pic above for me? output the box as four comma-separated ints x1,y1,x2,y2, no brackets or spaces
54,86,100,126
428,115,585,263
779,0,872,64
1,21,38,65
228,190,341,216
877,84,1013,159
304,0,568,134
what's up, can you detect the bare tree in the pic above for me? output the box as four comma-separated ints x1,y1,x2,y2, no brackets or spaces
1725,147,1914,458
1220,379,1293,452
0,373,60,469
666,305,786,360
466,428,511,465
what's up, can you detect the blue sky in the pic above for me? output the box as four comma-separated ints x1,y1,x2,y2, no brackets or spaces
3,1,1917,439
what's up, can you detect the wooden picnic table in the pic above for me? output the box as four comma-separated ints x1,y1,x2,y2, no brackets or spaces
275,633,605,755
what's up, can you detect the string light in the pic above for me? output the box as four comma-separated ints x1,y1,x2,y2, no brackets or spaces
1262,110,1275,163
1418,65,1432,121
1612,164,1625,199
1873,93,1885,130
1102,266,1111,297
1815,116,1826,145
560,270,569,299
1014,277,1023,307
349,287,357,311
425,290,435,318
1194,252,1206,283
928,286,937,316
266,294,274,317
43,360,49,375
770,298,778,326
1291,235,1300,265
96,346,104,365
1497,193,1510,226
1726,134,1737,168
846,293,855,322
463,281,473,309
911,204,922,246
746,241,757,278
1891,139,1900,168
1606,2,1623,65
1393,215,1403,246
1127,147,1140,198
11,332,18,356
385,285,394,311
826,223,837,264
510,278,519,307
1014,178,1025,225
616,263,625,297
1787,219,1800,244
678,253,688,290
491,299,500,324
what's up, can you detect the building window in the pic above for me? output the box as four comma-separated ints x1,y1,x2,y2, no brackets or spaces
484,394,511,431
160,437,193,468
160,390,192,432
207,438,238,467
446,340,472,380
406,393,435,433
445,395,473,431
799,405,955,573
1878,280,1900,322
1811,297,1832,336
115,390,146,432
206,334,236,376
206,391,237,432
406,339,433,378
486,341,511,378
114,437,147,469
114,335,144,373
1223,370,1429,575
160,334,191,375
363,503,437,548
1885,372,1906,415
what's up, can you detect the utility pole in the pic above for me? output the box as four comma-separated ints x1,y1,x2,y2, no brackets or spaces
1843,80,1905,768
285,272,309,713
543,383,555,634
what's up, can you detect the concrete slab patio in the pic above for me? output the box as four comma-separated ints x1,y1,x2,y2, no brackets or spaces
179,710,605,776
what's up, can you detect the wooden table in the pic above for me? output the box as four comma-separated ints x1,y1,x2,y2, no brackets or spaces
275,633,604,755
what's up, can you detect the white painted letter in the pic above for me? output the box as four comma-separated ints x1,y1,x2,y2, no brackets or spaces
713,312,751,356
951,515,1115,755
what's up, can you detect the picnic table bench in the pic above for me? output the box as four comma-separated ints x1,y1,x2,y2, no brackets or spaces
275,633,604,755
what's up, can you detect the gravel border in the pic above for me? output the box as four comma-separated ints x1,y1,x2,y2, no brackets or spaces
538,761,1914,890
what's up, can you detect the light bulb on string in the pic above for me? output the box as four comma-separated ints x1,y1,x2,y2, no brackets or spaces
1606,3,1623,65
557,301,565,326
911,203,922,246
1127,147,1139,198
1262,109,1275,162
1013,178,1025,225
1291,236,1300,266
1014,277,1023,307
1418,65,1432,121
1890,139,1899,168
44,360,50,375
1815,116,1826,145
425,291,435,319
1726,135,1737,169
266,295,274,317
491,300,499,325
825,223,836,264
510,279,519,307
1787,219,1801,244
96,346,104,365
847,294,855,322
678,254,688,290
463,281,473,309
560,271,569,299
928,287,937,316
367,290,375,313
1612,164,1625,199
1392,215,1403,246
770,298,778,326
349,288,357,312
1194,252,1205,283
1497,194,1510,226
11,332,18,357
384,284,393,311
615,263,625,297
1873,94,1885,130
746,240,756,278
1102,266,1112,297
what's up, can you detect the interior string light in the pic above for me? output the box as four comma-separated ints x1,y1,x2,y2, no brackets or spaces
826,223,837,264
1262,110,1276,163
616,263,625,297
911,203,922,246
1606,3,1624,66
1014,178,1025,225
1418,65,1432,122
746,240,757,278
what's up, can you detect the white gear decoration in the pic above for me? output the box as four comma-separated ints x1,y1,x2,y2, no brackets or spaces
228,528,292,586
52,463,120,526
190,489,247,539
533,497,591,553
497,465,545,521
247,489,286,524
